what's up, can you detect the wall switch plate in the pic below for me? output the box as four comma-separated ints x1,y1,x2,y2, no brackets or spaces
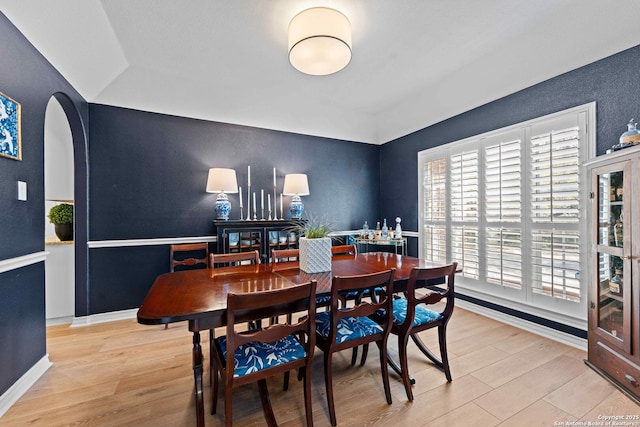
17,181,27,201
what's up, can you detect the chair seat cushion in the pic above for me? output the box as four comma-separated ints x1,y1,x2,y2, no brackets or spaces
316,311,383,344
217,333,305,377
387,298,443,327
316,295,331,306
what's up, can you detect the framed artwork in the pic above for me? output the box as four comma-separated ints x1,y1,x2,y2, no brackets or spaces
0,91,22,161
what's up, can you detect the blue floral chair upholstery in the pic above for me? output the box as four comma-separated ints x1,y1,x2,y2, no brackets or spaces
217,333,306,377
316,311,383,344
375,298,443,327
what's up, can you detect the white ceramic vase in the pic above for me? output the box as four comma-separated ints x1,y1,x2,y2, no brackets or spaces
299,237,332,273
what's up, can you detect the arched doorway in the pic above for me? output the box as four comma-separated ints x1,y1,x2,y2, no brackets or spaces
44,93,89,323
44,97,74,323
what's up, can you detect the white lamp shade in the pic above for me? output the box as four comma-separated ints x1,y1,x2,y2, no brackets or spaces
206,168,238,193
288,7,352,76
283,173,310,196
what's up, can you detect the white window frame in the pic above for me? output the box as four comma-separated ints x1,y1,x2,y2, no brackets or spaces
418,103,595,328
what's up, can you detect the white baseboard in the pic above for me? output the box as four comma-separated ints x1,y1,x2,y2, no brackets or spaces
0,355,52,418
46,315,74,327
71,308,138,327
455,299,587,351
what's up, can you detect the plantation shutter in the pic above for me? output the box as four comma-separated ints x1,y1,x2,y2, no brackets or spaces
423,158,447,262
529,116,582,301
484,136,522,289
450,150,479,279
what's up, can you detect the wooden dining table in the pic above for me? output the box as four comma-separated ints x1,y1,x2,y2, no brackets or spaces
137,252,449,426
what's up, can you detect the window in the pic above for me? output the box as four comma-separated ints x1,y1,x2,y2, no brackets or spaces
484,135,522,290
418,103,594,323
450,150,479,280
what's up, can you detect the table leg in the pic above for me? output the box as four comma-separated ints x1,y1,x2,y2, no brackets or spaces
387,351,416,385
192,331,204,427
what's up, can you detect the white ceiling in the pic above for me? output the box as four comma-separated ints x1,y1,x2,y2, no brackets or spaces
2,0,640,145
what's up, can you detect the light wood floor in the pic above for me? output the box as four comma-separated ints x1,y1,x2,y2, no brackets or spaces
1,308,638,426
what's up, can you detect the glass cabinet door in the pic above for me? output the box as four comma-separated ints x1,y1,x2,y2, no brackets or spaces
594,166,631,352
596,253,624,338
598,171,624,247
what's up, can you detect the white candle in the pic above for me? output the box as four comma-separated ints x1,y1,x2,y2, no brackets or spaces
280,193,283,218
247,165,251,186
253,192,256,213
273,168,276,187
268,193,271,211
261,189,264,211
239,186,243,208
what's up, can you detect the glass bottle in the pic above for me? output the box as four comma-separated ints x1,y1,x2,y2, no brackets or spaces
614,218,623,247
375,221,381,240
381,219,388,239
362,221,369,238
395,217,402,238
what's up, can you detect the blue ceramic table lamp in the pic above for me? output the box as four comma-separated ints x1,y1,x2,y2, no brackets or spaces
283,173,309,219
206,168,238,220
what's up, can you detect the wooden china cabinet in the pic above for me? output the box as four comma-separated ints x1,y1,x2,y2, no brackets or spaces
585,145,640,403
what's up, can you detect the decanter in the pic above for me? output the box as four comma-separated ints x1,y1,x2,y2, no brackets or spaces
395,217,402,238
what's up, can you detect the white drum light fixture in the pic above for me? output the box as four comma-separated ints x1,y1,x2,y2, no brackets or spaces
288,7,352,76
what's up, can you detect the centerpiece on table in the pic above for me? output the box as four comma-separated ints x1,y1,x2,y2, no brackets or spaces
292,214,333,273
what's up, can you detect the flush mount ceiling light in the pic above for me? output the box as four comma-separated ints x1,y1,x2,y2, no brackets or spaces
288,7,352,76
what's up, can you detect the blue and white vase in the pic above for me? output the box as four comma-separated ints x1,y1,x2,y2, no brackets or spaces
215,193,232,220
289,195,304,219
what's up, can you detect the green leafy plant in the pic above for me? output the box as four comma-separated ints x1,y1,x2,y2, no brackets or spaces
48,203,73,224
289,213,333,238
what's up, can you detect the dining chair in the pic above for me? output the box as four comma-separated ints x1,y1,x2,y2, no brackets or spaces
210,250,261,383
331,244,370,365
315,269,395,426
166,243,209,330
211,280,317,427
272,248,331,310
169,243,209,272
370,262,458,401
210,250,260,268
269,247,302,390
271,248,299,265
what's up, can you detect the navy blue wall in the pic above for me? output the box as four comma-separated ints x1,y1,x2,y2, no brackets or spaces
380,44,640,256
0,265,46,394
87,104,379,313
0,12,88,395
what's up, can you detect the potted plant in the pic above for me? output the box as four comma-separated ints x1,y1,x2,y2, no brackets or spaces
48,203,73,241
292,214,334,273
